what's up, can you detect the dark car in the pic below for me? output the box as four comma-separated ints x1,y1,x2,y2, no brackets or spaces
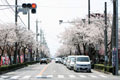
40,58,48,64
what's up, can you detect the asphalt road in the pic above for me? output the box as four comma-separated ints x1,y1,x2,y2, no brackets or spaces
0,60,120,80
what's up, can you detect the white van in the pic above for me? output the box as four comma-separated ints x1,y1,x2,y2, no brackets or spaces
66,55,76,69
73,55,91,72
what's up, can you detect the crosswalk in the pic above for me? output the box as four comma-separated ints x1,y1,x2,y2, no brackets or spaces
0,74,108,79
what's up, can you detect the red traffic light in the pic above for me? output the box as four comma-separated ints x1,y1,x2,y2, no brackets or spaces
32,3,36,8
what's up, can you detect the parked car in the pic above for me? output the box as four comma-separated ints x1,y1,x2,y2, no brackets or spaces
66,55,76,69
61,57,65,64
73,55,91,72
55,57,62,63
46,58,52,63
40,58,48,64
63,57,68,65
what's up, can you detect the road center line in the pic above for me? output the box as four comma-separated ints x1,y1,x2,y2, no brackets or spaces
37,64,49,76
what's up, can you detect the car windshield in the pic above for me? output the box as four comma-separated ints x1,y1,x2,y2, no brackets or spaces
71,57,75,62
41,58,46,60
77,57,89,62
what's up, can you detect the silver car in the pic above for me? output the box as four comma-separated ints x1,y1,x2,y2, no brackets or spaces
66,56,76,69
73,55,91,72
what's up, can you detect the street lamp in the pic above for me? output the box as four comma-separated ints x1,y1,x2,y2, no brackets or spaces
59,20,76,25
59,20,63,24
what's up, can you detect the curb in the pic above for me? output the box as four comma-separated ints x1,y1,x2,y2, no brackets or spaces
0,65,27,75
94,69,112,74
0,62,39,75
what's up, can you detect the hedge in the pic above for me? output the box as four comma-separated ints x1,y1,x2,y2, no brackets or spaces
94,64,113,73
0,61,39,74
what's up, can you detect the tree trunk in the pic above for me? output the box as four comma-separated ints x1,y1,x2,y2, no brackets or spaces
83,43,87,55
23,47,26,63
70,49,71,55
0,47,4,66
77,44,81,55
7,47,12,65
13,42,18,64
30,49,33,61
18,48,21,63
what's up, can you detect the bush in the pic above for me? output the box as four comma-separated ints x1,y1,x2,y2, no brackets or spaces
94,64,113,73
0,61,39,74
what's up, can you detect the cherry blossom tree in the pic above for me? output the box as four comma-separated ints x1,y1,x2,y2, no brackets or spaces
57,13,113,61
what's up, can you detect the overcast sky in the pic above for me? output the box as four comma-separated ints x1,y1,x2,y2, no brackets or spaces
0,0,119,57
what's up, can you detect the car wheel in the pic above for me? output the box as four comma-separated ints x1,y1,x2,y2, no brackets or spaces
87,70,91,73
74,69,77,72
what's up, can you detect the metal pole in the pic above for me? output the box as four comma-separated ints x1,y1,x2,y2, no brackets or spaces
28,9,30,30
15,0,17,26
88,0,90,24
40,29,43,58
14,0,18,64
36,19,38,61
115,0,119,75
104,2,108,71
28,9,31,61
112,0,119,75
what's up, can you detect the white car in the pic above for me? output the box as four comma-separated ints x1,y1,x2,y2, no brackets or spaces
73,55,91,72
55,57,62,63
63,57,68,65
66,55,76,69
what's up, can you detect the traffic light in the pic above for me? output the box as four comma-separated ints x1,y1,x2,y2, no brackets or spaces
31,3,37,13
22,3,37,14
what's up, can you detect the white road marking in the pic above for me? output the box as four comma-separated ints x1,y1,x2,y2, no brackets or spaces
10,76,19,79
36,75,42,78
22,75,31,79
1,76,9,78
79,75,87,78
89,75,97,78
69,75,76,78
47,75,53,78
99,75,107,78
58,75,64,78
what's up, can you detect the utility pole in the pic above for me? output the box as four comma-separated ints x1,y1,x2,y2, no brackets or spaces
104,2,108,71
14,0,18,64
28,9,30,30
35,20,41,60
88,0,90,24
15,0,17,26
40,29,43,58
112,0,119,75
36,19,38,61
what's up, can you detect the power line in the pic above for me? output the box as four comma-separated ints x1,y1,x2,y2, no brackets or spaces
3,0,27,27
5,0,15,12
18,16,27,27
0,7,10,10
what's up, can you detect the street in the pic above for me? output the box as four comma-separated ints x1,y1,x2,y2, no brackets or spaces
0,61,120,80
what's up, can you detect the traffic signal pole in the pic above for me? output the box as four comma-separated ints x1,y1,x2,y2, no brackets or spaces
36,19,39,61
15,0,17,26
88,0,90,24
28,9,30,30
104,2,108,71
112,0,119,75
13,0,18,64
